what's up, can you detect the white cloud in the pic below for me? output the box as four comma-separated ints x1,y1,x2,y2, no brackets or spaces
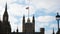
35,16,56,32
36,16,55,23
25,0,60,14
50,24,57,28
35,22,49,32
29,0,59,8
0,0,17,7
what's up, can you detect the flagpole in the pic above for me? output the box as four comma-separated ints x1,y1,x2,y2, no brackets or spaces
28,0,30,18
26,0,30,18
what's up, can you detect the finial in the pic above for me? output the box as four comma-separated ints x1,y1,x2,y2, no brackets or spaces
57,12,59,15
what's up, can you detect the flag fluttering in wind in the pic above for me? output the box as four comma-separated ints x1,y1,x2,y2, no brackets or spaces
26,7,29,10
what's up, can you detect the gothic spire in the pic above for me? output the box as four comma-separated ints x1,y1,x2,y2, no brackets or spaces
32,15,35,23
23,15,25,23
5,3,7,13
3,3,8,22
52,28,55,34
32,15,35,32
4,3,8,16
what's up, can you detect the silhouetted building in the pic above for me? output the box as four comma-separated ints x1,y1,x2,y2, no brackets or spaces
1,3,60,34
11,15,45,34
0,3,11,34
0,3,45,34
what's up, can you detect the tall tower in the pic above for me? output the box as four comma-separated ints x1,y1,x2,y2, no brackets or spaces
3,3,11,34
56,12,60,30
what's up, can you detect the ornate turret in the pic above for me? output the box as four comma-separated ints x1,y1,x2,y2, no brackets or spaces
23,15,25,23
23,15,25,32
32,15,35,32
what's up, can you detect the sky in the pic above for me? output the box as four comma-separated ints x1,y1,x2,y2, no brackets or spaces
0,0,60,34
